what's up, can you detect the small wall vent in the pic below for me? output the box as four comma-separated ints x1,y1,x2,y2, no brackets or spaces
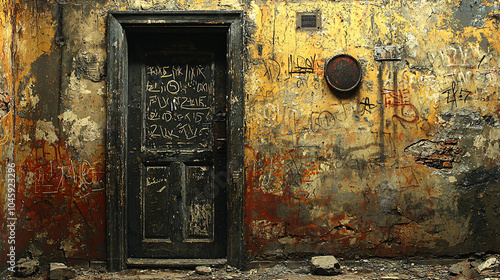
297,11,321,30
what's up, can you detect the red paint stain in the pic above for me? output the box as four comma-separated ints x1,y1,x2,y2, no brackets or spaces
15,137,105,261
245,148,440,258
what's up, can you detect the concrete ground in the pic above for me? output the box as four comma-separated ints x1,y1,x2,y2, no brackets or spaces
3,255,500,280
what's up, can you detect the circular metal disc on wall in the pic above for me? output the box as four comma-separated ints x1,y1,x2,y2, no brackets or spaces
324,54,362,93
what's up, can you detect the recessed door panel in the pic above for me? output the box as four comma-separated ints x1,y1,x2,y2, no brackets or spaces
127,31,227,259
184,164,214,242
143,165,171,240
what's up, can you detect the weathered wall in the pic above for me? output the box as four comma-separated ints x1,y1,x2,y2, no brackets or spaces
0,0,15,269
5,0,107,268
244,0,500,260
1,0,499,271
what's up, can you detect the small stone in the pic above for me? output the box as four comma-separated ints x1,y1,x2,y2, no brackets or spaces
478,258,498,271
49,263,76,280
195,266,212,275
450,260,470,275
14,258,39,277
98,267,107,273
310,255,342,276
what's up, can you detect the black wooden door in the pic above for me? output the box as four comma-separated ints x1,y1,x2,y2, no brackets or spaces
126,31,227,259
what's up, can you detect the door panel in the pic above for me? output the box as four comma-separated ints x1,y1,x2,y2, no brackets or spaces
127,32,227,259
143,165,171,240
184,164,214,242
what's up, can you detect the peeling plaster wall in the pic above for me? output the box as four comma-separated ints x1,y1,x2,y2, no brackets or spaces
1,0,499,270
4,0,106,268
0,0,15,268
243,0,500,259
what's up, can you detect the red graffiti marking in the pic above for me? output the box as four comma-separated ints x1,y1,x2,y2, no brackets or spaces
16,138,105,261
399,166,419,189
382,88,419,124
26,141,103,195
484,69,499,76
292,190,310,200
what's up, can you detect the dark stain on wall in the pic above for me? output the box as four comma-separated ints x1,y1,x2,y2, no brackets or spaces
28,52,61,122
453,0,500,29
456,167,500,252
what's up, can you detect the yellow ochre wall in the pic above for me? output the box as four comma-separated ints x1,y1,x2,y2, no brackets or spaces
1,0,499,268
244,0,500,259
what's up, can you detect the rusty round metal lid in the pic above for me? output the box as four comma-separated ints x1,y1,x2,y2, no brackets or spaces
324,54,362,92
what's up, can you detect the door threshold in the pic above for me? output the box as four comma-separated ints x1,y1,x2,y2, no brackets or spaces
127,258,227,268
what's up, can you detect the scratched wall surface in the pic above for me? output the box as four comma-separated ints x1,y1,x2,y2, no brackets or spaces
1,0,499,270
4,0,107,267
244,0,500,259
0,0,14,267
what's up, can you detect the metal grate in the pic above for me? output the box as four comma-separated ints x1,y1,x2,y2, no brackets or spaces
297,12,321,30
301,15,318,28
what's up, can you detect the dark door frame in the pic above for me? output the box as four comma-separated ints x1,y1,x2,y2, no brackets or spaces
106,11,245,271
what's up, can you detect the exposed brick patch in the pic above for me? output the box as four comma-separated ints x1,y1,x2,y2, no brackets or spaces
404,139,462,169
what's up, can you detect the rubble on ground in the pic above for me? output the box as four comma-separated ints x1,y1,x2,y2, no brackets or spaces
447,255,499,280
14,258,39,278
3,254,499,280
